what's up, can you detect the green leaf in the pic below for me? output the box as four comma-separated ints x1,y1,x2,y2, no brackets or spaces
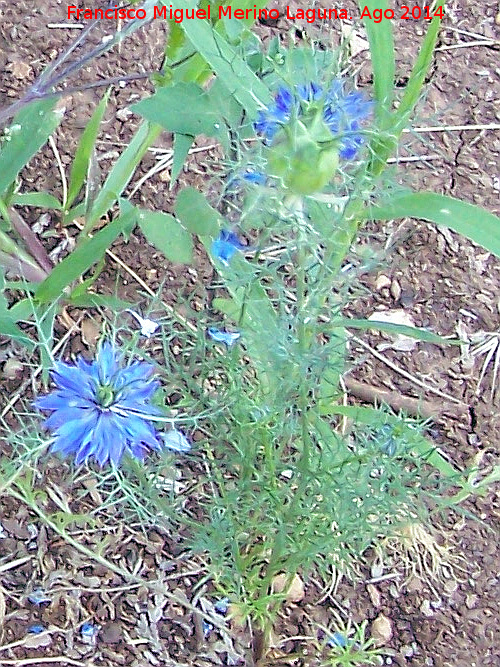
331,317,457,345
0,99,63,196
0,312,34,350
176,2,271,114
393,11,442,134
35,208,137,303
86,121,162,230
320,404,462,481
175,187,219,236
359,0,394,125
0,276,35,350
68,292,132,310
66,91,110,211
171,133,193,185
11,192,62,210
137,209,192,264
131,83,222,137
367,192,500,258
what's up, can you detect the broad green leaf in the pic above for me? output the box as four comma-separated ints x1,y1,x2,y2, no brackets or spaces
367,192,500,258
137,210,192,264
331,317,457,345
171,133,193,185
11,192,62,210
320,404,462,481
131,83,223,138
66,91,110,211
212,296,240,321
175,187,219,236
173,0,271,114
35,208,137,303
359,0,394,124
0,99,63,196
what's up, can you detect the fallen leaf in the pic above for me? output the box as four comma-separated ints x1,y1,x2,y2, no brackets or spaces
368,309,418,351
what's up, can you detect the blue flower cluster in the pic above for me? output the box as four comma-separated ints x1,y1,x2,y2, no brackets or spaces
36,342,164,467
211,229,247,265
254,79,372,160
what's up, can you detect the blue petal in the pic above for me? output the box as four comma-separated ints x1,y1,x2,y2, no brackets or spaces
28,624,46,634
44,406,94,430
211,230,247,265
242,170,267,185
161,429,191,453
96,342,120,384
327,632,349,648
275,87,293,114
50,362,95,400
207,328,241,347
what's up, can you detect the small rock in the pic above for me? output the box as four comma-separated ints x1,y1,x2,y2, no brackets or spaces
406,576,423,594
367,583,382,607
116,108,132,122
443,580,458,595
420,599,434,617
390,280,401,301
100,622,122,644
376,274,392,291
6,61,33,79
495,11,500,25
371,614,393,646
3,358,23,379
371,560,384,579
272,573,305,602
465,593,478,609
400,644,414,658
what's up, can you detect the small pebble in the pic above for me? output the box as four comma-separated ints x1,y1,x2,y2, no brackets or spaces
367,583,382,607
371,614,393,646
376,274,391,291
272,573,305,602
390,280,401,301
420,599,434,617
3,358,23,379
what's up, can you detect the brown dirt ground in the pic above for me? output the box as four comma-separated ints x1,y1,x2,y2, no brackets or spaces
0,1,499,666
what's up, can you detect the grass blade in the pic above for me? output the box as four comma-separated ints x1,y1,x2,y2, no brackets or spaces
367,192,500,258
359,0,394,125
66,90,110,211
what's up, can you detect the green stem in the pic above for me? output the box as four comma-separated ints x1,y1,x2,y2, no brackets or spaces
293,197,312,471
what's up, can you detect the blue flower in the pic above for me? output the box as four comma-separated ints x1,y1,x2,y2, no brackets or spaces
255,80,372,160
211,230,247,265
207,327,241,347
35,342,164,467
27,589,51,606
214,597,230,615
327,632,350,648
27,624,46,635
81,622,99,639
242,169,267,186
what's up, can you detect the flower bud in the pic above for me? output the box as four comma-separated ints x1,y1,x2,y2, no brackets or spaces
265,117,339,195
